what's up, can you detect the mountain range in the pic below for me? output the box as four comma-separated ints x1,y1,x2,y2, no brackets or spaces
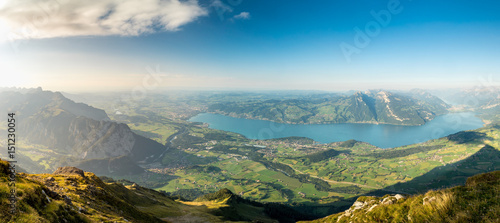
0,87,498,222
444,86,500,122
0,88,165,175
208,90,449,125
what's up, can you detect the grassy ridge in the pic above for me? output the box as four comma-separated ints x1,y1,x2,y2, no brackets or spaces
302,171,500,223
0,161,162,223
1,160,305,223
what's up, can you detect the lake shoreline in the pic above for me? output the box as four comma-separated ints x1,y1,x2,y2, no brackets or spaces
201,111,433,127
188,112,484,149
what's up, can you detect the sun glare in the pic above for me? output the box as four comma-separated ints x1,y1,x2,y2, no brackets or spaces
0,62,33,87
0,0,13,42
0,75,31,88
0,19,12,43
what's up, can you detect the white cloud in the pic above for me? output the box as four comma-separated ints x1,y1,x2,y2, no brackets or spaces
210,0,233,13
233,12,250,20
0,0,208,40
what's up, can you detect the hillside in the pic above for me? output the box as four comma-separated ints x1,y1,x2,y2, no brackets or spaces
301,170,500,223
0,89,166,175
0,161,164,222
208,90,449,125
0,87,110,121
1,89,497,221
154,123,500,217
1,160,497,223
0,160,308,223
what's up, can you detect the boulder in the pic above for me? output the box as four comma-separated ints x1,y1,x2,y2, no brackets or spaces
394,194,405,200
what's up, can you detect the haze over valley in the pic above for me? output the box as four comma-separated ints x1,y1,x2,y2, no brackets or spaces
1,0,500,222
0,86,499,222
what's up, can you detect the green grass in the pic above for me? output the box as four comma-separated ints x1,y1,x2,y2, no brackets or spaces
64,99,500,218
303,171,500,223
146,124,499,218
130,122,177,144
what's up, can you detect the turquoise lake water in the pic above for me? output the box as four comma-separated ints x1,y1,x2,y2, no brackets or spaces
188,112,484,148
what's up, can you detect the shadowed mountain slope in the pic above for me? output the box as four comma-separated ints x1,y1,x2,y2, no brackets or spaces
0,89,165,175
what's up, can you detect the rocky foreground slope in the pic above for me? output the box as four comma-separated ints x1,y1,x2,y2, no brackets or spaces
1,157,499,222
0,159,306,223
1,160,164,222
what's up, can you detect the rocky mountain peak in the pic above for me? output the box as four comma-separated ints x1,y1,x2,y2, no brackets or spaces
52,166,85,177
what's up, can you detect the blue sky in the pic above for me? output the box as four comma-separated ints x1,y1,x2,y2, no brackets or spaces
0,0,499,92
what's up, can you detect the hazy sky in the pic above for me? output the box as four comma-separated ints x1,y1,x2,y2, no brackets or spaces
0,0,499,92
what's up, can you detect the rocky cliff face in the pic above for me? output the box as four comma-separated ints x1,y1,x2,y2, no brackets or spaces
16,91,137,160
69,118,136,159
1,89,165,174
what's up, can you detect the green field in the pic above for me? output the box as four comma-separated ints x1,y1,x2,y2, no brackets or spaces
64,93,500,217
141,119,500,216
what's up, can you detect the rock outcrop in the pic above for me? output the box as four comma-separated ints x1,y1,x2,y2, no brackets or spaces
52,166,85,177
